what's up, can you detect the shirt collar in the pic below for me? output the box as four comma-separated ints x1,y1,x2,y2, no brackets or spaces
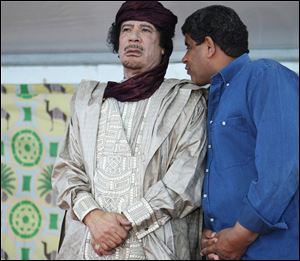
211,53,251,85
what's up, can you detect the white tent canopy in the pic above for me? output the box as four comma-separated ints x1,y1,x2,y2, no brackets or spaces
1,1,299,65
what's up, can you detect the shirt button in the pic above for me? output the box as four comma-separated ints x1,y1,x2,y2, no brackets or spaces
203,194,208,198
210,218,214,222
222,121,226,126
205,168,209,173
226,83,230,87
208,144,212,149
209,120,213,124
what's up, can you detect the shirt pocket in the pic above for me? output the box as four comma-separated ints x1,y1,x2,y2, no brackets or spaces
212,116,253,170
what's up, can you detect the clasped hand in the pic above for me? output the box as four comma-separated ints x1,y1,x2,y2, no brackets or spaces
200,223,258,260
84,209,132,256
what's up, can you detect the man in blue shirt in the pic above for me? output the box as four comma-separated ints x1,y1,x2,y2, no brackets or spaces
181,5,299,260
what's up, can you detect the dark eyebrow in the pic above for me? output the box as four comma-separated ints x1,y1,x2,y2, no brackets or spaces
121,23,155,32
121,23,134,29
140,24,154,30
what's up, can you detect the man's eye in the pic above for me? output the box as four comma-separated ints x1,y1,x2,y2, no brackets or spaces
122,28,130,32
142,28,151,32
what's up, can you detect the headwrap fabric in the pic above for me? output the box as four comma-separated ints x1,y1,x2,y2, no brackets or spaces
115,1,178,36
104,1,178,102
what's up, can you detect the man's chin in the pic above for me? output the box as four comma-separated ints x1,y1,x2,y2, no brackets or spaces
190,75,196,83
190,76,201,85
122,61,143,70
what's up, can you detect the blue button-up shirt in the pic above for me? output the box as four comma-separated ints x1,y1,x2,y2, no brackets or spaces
203,54,299,259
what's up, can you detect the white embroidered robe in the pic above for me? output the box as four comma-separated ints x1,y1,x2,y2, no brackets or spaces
52,79,208,260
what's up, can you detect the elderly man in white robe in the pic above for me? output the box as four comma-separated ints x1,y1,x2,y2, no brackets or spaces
52,1,207,260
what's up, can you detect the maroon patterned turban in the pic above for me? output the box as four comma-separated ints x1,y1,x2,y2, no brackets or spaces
116,1,177,36
104,1,178,102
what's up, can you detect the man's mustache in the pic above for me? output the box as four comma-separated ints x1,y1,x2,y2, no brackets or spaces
124,44,144,52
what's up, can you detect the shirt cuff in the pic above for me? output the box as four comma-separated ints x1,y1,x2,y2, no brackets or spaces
73,194,100,222
122,198,159,239
239,197,288,234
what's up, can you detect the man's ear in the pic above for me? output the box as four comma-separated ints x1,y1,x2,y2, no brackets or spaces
204,36,216,58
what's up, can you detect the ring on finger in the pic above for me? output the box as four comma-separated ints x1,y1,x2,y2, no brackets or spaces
95,243,101,250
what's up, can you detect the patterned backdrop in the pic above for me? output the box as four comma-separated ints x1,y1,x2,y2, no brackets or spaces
1,83,77,260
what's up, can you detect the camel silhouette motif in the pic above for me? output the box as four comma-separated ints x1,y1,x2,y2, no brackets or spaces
44,100,67,131
41,241,57,260
1,108,10,130
1,85,7,94
44,84,66,93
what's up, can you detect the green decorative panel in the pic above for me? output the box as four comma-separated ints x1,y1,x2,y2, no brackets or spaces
11,129,43,167
20,84,29,95
23,107,32,121
21,248,30,260
1,163,16,201
22,176,31,191
1,83,76,260
49,214,58,230
9,200,42,239
49,142,58,157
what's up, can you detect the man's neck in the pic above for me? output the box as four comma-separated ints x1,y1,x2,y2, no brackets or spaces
214,50,235,73
123,59,161,80
123,68,144,80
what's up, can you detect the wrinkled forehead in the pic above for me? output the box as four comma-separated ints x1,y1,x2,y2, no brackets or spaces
120,20,156,29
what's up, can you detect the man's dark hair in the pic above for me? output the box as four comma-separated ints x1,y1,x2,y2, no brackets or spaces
181,5,249,57
107,22,175,57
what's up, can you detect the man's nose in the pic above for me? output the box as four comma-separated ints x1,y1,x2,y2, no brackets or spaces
128,30,141,42
181,54,188,63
